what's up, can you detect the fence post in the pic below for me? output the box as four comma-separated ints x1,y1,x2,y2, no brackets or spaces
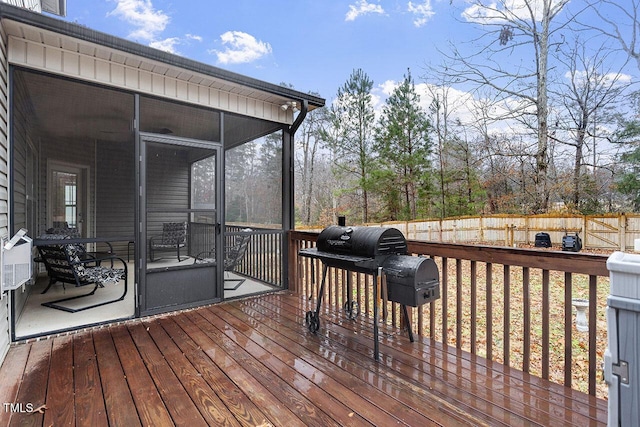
504,224,509,246
621,214,627,251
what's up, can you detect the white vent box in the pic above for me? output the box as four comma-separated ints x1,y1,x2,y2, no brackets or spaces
1,229,33,292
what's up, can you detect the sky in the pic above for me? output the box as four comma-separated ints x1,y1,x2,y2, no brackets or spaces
57,0,636,121
58,0,484,105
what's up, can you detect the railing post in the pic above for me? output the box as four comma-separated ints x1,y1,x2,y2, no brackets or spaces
287,231,298,293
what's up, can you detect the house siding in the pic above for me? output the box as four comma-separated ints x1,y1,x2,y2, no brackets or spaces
8,64,32,320
0,17,11,365
95,141,135,256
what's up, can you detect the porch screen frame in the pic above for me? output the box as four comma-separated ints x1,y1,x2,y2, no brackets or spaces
137,131,224,316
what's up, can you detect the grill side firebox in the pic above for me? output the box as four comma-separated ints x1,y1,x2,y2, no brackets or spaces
299,225,440,360
383,255,440,307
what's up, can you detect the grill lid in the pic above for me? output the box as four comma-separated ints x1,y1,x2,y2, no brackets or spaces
316,226,407,258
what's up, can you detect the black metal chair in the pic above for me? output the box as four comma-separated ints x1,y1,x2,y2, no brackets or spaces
194,228,252,290
148,222,187,262
37,243,128,313
36,231,113,293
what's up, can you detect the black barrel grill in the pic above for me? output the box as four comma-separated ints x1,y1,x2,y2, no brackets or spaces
299,225,440,360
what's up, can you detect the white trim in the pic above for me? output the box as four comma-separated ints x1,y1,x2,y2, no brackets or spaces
3,20,295,125
46,159,91,237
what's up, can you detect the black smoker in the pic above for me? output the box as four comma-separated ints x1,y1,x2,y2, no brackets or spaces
299,225,440,360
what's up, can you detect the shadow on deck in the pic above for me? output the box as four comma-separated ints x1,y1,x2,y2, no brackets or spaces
0,291,606,426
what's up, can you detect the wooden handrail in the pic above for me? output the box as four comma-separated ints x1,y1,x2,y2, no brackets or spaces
288,230,610,398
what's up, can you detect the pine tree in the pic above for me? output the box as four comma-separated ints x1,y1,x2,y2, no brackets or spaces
374,69,432,220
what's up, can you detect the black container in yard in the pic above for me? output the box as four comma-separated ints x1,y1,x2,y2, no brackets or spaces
562,233,582,252
535,232,552,248
383,255,440,307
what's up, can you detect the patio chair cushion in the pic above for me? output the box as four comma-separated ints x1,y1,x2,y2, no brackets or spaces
63,243,124,285
160,222,187,246
81,265,125,285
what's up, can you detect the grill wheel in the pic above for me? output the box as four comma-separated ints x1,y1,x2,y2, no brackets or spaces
344,300,359,319
305,310,320,333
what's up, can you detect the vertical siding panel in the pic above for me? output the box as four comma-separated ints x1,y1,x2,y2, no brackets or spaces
7,37,27,65
95,60,109,83
197,85,208,106
151,73,164,95
62,50,79,76
79,55,94,79
219,91,228,109
176,80,187,100
110,63,125,86
0,21,10,365
164,78,176,98
209,88,219,108
187,82,198,102
124,67,137,89
45,47,62,72
139,70,152,93
26,42,44,68
228,94,238,112
237,96,247,115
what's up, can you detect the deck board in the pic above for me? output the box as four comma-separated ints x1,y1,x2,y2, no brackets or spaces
92,328,142,427
0,344,30,426
44,335,74,426
0,291,607,426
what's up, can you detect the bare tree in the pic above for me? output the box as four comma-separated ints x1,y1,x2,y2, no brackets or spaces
423,69,458,218
442,0,574,212
552,39,629,211
295,102,328,225
585,0,640,70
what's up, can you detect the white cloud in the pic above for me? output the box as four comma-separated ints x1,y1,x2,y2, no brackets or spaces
213,31,272,65
345,0,385,21
564,70,633,87
149,37,180,54
407,1,435,27
462,0,568,25
374,79,513,132
378,79,398,96
108,0,169,41
186,34,203,42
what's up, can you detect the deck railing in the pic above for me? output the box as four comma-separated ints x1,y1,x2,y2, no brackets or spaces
288,230,611,398
227,226,284,288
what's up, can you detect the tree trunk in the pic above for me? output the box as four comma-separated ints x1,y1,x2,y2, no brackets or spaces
534,1,552,213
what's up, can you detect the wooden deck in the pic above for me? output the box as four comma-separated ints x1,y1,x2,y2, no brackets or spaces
0,291,607,426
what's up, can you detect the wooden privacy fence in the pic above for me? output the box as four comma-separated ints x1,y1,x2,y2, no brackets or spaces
358,213,640,251
288,230,611,398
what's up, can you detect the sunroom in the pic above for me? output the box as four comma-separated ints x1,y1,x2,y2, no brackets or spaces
2,6,324,340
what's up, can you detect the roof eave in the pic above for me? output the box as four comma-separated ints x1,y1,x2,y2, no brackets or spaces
0,3,325,109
